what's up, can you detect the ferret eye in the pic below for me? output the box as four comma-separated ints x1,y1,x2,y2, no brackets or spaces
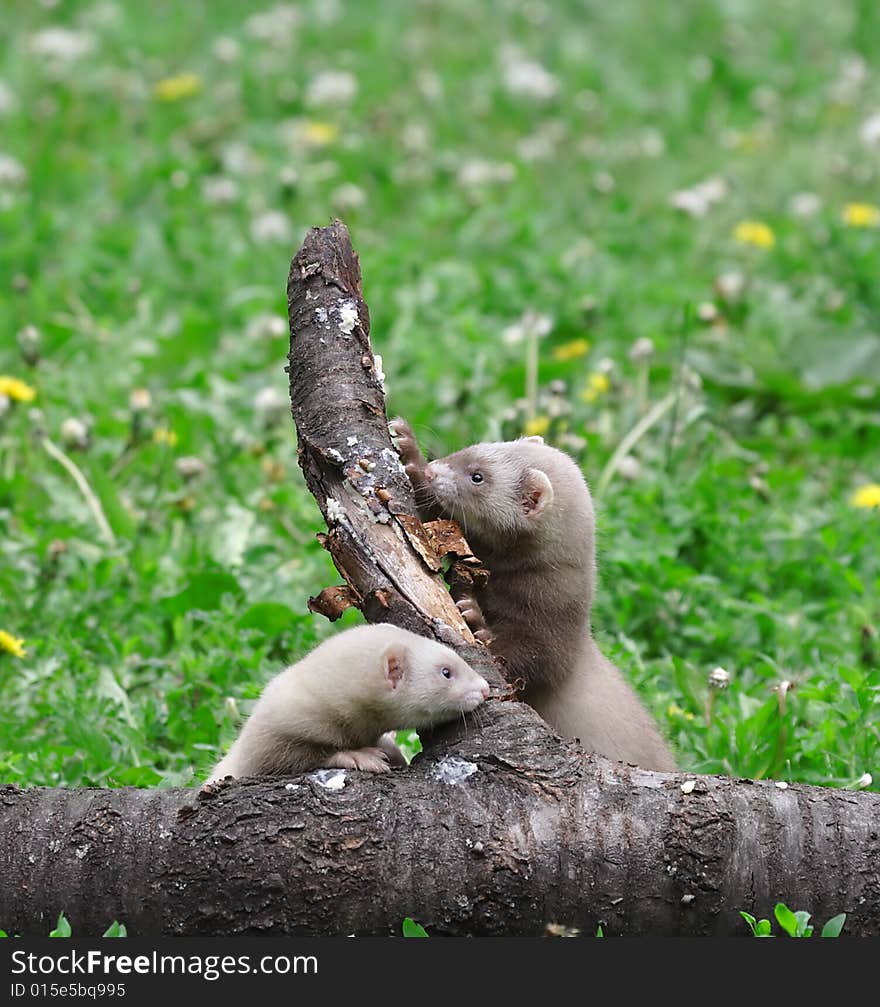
471,472,483,484
440,667,453,679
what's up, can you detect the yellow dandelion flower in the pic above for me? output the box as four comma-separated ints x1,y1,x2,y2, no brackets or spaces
523,415,550,437
0,375,37,402
842,203,880,228
667,702,694,721
0,630,27,658
581,371,610,403
733,220,775,249
552,338,590,362
153,426,179,447
154,73,202,102
300,121,338,146
851,484,880,509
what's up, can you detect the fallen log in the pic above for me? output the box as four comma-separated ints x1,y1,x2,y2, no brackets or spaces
1,221,876,937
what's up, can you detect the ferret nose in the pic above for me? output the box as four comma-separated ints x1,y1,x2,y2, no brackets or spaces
423,463,436,482
479,680,490,700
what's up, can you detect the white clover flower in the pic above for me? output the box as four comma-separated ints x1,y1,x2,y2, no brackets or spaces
697,302,719,323
402,122,430,152
669,176,727,218
245,4,300,42
789,192,821,217
714,271,746,302
212,36,240,63
0,154,26,187
129,388,152,412
500,46,559,100
250,210,292,244
278,165,299,189
859,114,880,147
517,131,556,162
246,313,287,340
708,666,730,689
457,158,516,187
617,455,642,481
559,432,586,453
30,27,96,62
305,69,357,106
0,81,17,116
60,417,90,450
502,311,553,346
221,142,260,177
628,337,655,364
254,386,288,425
331,183,366,212
175,456,207,480
201,176,238,205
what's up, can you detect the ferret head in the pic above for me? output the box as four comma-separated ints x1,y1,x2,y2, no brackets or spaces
420,437,585,543
377,635,490,730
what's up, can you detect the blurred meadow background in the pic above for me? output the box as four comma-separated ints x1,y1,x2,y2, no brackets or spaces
0,0,878,792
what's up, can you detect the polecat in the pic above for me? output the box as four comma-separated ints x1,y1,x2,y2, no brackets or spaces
207,624,490,783
391,420,676,772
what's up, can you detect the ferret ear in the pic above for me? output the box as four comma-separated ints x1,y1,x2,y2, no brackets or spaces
522,435,545,444
521,468,554,518
381,644,409,690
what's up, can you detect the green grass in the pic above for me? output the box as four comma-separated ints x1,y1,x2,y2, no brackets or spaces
0,0,878,793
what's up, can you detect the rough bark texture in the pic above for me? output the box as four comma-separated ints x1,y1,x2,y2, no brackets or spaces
2,745,879,936
2,221,878,938
285,221,484,661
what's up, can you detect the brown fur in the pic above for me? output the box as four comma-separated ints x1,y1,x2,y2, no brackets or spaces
392,420,676,772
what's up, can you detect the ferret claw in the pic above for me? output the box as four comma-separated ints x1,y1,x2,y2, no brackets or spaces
455,596,493,645
390,417,424,468
326,747,392,774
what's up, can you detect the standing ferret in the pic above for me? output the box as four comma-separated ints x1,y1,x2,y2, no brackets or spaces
208,624,490,784
391,419,676,772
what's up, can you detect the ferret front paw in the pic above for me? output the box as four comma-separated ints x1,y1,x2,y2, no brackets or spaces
325,747,392,773
456,597,495,646
390,417,426,471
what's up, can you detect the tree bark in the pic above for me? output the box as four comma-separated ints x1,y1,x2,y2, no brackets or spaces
1,220,877,938
2,750,878,936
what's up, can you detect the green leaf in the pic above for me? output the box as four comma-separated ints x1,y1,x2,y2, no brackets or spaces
821,913,846,938
88,465,136,540
159,571,242,619
103,921,127,938
49,913,72,937
739,911,758,936
755,919,773,936
774,903,798,937
402,917,429,937
211,505,255,568
595,925,604,937
237,602,298,637
793,910,812,937
111,766,164,787
0,930,7,937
